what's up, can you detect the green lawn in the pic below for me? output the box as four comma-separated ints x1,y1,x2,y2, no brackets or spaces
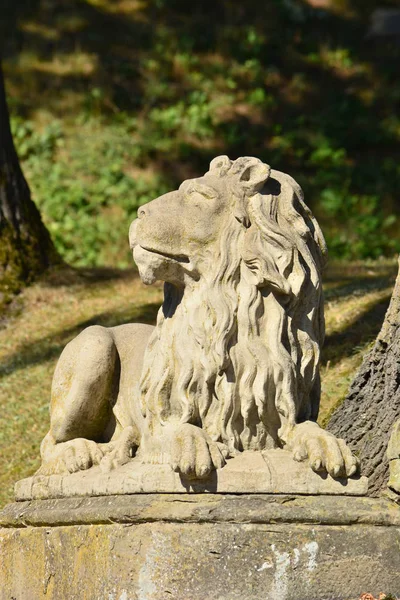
0,258,396,508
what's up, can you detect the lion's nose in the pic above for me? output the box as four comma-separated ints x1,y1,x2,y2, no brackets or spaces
137,206,146,219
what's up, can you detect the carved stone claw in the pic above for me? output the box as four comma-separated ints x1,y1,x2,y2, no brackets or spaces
37,437,105,476
99,426,137,473
287,421,359,478
170,423,227,480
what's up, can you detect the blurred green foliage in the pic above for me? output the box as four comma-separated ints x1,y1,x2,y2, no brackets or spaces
11,117,169,266
4,0,400,265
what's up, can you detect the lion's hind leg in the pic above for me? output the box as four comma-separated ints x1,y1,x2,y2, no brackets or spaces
40,325,119,474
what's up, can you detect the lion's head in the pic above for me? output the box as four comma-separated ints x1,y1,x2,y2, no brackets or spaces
129,156,327,454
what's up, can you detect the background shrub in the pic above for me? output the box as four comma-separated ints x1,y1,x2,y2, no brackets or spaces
4,0,400,266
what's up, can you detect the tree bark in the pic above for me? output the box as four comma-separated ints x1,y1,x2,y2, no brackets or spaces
327,259,400,496
0,62,59,305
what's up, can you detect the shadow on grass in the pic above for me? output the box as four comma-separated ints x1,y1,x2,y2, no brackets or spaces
39,265,140,288
0,301,160,379
323,275,396,303
322,292,391,366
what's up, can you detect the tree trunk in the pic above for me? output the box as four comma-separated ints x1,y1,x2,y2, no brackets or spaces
327,259,400,496
0,62,59,305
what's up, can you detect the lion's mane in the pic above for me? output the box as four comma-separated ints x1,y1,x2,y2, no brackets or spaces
138,157,327,454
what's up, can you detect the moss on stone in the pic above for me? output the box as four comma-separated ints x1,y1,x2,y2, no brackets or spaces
0,218,60,311
0,222,25,306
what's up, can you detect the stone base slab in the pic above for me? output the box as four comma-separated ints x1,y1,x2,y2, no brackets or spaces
15,449,368,500
1,494,400,600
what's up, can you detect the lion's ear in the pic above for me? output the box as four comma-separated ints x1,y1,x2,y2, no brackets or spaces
209,155,232,175
232,157,271,196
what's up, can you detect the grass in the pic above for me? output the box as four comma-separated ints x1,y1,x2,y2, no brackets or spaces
0,258,397,508
319,260,396,424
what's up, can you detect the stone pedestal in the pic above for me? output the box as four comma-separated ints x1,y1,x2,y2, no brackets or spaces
14,450,368,500
1,494,400,600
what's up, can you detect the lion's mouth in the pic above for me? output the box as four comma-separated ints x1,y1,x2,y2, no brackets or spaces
140,245,190,264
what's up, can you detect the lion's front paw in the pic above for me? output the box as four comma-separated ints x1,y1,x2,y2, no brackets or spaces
63,438,106,473
99,426,137,472
287,421,359,478
171,424,227,479
39,438,104,475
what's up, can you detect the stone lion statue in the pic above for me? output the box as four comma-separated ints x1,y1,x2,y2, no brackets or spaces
39,156,358,480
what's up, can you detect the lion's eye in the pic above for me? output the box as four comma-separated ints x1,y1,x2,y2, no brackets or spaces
187,185,217,201
180,180,218,201
188,189,206,201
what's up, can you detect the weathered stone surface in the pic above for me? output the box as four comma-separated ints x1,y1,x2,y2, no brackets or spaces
2,493,400,528
1,494,399,600
328,260,400,496
15,450,367,501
